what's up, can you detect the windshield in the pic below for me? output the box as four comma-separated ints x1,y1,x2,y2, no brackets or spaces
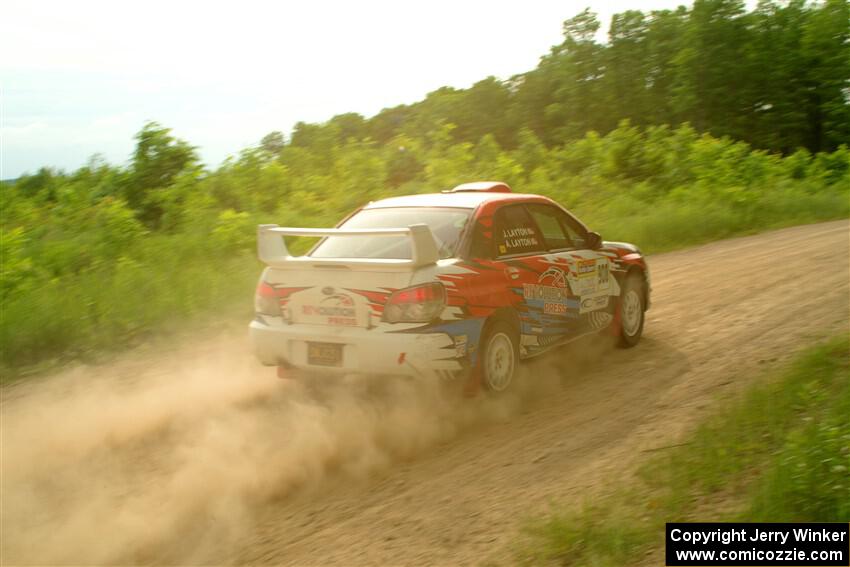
310,207,471,260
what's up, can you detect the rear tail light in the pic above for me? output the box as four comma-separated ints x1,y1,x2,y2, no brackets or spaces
383,282,446,323
255,281,281,316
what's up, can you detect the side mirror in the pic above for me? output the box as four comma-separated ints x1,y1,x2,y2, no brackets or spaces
585,231,602,250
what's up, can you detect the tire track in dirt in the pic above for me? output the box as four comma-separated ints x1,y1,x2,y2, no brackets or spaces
1,220,847,566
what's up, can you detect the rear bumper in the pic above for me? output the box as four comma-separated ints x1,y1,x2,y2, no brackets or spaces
249,318,464,378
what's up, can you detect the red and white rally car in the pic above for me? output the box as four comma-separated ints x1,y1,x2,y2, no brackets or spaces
250,182,650,392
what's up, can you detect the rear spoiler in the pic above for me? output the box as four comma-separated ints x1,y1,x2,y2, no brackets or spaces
257,223,440,269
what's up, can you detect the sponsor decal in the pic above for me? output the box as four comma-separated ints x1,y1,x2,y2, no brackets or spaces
563,256,612,296
580,295,609,313
539,267,568,287
301,305,356,317
528,260,615,314
577,259,596,277
323,293,353,306
302,292,357,326
524,267,571,315
598,263,609,285
454,334,468,357
523,284,570,302
502,227,540,250
544,303,568,315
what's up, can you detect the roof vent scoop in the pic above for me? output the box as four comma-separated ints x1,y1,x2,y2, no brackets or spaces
450,181,512,193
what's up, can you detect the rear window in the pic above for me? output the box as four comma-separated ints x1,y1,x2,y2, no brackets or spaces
310,207,471,260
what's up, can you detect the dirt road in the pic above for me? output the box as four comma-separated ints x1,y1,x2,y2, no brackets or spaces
2,220,848,566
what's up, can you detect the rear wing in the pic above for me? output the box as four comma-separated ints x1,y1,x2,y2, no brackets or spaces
257,223,440,269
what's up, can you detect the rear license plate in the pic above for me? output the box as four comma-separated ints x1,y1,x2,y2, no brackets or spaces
307,342,343,366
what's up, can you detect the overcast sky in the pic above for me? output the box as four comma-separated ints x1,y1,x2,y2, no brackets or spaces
3,0,699,178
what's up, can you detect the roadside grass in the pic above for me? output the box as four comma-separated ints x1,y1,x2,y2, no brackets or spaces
578,185,849,254
517,336,850,566
0,251,260,383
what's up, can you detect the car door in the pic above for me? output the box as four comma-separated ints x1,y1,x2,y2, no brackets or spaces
476,203,584,354
524,203,618,334
485,204,556,347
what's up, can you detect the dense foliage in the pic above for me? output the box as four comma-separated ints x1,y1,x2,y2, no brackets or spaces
2,0,849,372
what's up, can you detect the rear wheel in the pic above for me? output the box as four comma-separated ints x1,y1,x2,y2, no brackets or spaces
481,320,519,392
618,273,645,348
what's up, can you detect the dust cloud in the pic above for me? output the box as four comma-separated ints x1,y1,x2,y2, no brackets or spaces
0,331,598,565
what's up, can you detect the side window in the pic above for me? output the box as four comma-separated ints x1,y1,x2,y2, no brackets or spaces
527,204,573,251
493,205,545,257
560,213,589,249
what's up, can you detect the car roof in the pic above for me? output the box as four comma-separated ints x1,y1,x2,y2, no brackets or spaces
363,191,548,210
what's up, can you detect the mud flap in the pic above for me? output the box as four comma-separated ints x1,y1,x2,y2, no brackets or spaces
462,365,483,397
606,298,623,336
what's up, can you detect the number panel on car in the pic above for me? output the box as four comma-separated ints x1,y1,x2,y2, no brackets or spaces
307,342,344,366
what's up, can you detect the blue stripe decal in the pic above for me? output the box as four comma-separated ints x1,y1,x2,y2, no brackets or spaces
424,318,486,366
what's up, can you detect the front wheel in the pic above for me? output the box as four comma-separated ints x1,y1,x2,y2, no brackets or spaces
481,320,520,392
618,273,645,348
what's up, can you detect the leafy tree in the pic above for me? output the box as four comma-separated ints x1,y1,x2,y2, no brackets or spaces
673,0,750,138
369,105,413,144
0,227,34,300
546,10,608,141
125,122,199,227
260,131,285,156
385,136,424,187
606,11,651,124
644,8,689,126
799,0,850,152
14,167,61,203
454,77,513,146
327,112,368,143
743,0,808,151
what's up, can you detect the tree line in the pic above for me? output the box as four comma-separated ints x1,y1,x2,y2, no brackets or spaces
285,0,849,157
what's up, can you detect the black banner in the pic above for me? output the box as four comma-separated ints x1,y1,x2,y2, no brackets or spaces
666,523,849,566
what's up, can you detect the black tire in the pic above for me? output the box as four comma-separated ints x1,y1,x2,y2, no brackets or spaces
480,320,520,392
617,272,645,348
